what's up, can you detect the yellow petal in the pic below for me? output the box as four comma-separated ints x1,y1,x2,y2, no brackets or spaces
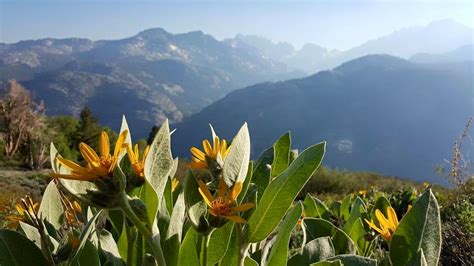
365,219,384,235
142,145,150,164
220,140,227,157
228,182,243,202
223,215,247,223
114,130,128,158
15,204,25,216
171,178,180,192
51,172,98,181
79,143,100,165
57,157,90,175
231,203,255,212
197,180,214,206
375,209,391,230
134,144,139,159
125,144,138,164
213,137,220,157
190,147,206,161
217,178,228,198
189,161,207,169
99,131,110,157
387,207,399,229
203,140,213,156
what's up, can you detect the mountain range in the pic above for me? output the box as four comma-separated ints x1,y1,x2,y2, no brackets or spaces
234,19,474,74
1,20,473,184
172,55,474,185
0,28,302,135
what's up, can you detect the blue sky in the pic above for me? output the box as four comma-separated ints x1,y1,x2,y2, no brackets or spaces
1,0,473,50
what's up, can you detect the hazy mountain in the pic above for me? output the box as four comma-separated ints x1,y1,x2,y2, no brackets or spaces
231,34,341,74
172,55,474,184
338,20,473,65
410,44,474,64
0,28,303,136
235,20,473,74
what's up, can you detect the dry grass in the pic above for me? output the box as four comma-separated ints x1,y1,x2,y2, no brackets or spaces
0,168,50,226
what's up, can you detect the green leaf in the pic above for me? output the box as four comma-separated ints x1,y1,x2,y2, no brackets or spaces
164,193,186,266
207,222,234,265
38,181,64,231
406,250,428,266
270,132,291,179
223,123,251,186
71,240,100,266
266,202,302,266
184,170,210,233
245,256,259,266
220,227,239,265
252,147,274,203
311,260,343,266
340,196,351,221
0,229,48,266
348,218,368,256
19,222,58,253
237,161,253,204
303,194,330,219
177,228,200,265
372,195,390,216
303,218,355,255
288,237,335,266
70,209,103,262
165,158,179,214
343,197,366,233
99,229,125,266
327,255,377,266
144,120,174,224
390,189,441,266
138,182,159,229
247,142,326,243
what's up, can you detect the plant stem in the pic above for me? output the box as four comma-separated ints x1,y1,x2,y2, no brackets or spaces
236,224,249,266
125,223,136,266
200,233,210,266
120,193,167,266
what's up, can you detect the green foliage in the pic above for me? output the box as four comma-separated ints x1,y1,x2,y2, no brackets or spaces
390,190,441,266
0,118,446,266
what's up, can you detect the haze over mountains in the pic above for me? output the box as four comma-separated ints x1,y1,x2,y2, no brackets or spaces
234,20,474,73
173,55,473,185
0,28,303,133
1,19,473,184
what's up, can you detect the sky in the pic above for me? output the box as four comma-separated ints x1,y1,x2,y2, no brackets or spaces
0,0,473,50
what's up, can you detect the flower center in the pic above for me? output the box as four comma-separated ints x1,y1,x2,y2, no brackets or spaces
132,163,145,177
210,197,232,216
100,154,114,168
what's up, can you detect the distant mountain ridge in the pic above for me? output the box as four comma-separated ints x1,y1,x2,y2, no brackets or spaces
235,19,474,74
410,44,474,64
0,28,303,136
172,55,474,185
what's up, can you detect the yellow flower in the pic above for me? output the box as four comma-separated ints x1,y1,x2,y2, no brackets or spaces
197,179,254,223
52,130,128,180
125,143,150,178
6,196,39,228
358,190,367,197
190,136,230,170
365,206,399,241
171,178,180,192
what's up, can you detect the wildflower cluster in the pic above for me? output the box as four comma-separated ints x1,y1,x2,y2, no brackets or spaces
0,117,442,266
